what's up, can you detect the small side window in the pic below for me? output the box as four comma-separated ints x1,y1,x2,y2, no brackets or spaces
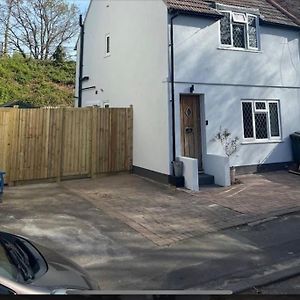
105,34,110,56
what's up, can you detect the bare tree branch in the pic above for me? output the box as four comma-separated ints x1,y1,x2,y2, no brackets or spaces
0,0,79,59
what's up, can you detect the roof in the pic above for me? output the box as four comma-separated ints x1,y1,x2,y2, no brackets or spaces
166,0,300,27
270,0,300,24
165,0,222,17
0,100,37,108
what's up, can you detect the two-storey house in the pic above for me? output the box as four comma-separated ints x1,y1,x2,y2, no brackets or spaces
75,0,300,190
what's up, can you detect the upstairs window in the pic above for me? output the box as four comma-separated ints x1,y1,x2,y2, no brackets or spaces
220,11,259,50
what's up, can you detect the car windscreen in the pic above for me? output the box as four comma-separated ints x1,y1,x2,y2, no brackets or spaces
0,244,19,281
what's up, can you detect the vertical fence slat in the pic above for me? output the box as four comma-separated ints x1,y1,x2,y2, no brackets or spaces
57,108,65,182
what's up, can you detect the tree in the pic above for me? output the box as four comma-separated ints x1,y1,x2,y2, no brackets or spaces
0,0,15,55
52,44,66,64
0,0,79,60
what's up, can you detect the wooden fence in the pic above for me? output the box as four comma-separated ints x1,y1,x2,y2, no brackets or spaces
0,107,133,184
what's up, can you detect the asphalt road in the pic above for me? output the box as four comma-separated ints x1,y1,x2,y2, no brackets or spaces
244,275,300,295
83,211,300,292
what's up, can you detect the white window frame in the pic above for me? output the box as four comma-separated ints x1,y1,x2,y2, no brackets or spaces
105,33,111,56
219,11,259,51
241,100,281,143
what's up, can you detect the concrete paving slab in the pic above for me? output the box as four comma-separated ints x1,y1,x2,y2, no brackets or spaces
198,171,300,216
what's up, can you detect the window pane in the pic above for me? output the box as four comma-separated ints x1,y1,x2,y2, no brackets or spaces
106,36,110,53
220,12,231,45
232,12,246,23
0,285,14,295
255,102,266,110
242,102,254,138
255,113,268,139
248,16,258,48
233,24,246,48
0,245,18,280
269,103,280,137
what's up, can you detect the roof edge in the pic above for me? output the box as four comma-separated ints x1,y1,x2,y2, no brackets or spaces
168,8,223,19
260,19,300,30
166,0,300,29
266,0,300,26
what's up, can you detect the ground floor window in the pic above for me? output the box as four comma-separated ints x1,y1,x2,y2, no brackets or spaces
242,100,281,141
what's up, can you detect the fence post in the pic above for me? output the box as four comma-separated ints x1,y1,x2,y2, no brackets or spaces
6,108,19,186
57,108,66,182
89,107,97,178
128,105,133,171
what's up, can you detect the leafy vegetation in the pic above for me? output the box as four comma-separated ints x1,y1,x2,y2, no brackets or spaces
0,54,75,107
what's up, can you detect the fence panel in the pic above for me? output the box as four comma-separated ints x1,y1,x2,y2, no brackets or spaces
62,108,92,177
0,106,133,184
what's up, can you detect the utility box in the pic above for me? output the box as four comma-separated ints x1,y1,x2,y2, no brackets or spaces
290,132,300,174
290,132,300,164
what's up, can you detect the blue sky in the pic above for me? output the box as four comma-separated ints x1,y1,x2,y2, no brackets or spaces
65,0,90,58
68,0,90,14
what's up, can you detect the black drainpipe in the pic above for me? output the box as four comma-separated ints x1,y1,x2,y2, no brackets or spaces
170,12,180,174
78,14,85,108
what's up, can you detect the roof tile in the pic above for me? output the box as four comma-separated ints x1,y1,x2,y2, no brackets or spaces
271,0,300,24
166,0,300,27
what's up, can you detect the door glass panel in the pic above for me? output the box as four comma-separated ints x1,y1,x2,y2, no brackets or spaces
185,107,192,118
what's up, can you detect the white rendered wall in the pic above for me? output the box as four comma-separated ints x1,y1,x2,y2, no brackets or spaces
178,156,199,191
204,155,230,187
76,0,171,175
172,15,300,168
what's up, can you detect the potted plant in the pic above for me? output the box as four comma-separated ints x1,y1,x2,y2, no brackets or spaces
215,127,240,185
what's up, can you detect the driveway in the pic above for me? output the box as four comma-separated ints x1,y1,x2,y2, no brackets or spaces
63,171,300,246
0,171,299,289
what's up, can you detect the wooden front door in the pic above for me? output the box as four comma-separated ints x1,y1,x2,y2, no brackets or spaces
180,95,202,170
